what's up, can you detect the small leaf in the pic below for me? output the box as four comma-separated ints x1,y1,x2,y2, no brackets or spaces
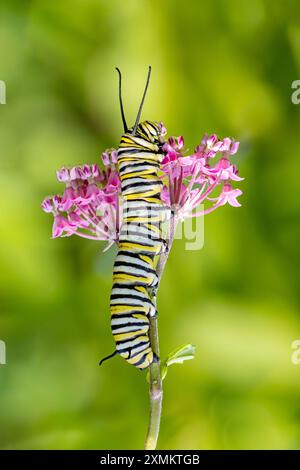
161,343,196,380
161,364,168,381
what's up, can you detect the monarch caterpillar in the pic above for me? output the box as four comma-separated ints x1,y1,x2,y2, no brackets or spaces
100,67,168,369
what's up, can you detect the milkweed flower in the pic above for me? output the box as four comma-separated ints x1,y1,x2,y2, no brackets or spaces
160,132,243,219
42,127,243,248
41,150,121,250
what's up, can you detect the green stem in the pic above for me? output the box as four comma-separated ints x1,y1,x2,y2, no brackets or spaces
144,213,176,450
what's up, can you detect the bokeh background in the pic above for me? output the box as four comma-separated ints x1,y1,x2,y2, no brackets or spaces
0,0,300,450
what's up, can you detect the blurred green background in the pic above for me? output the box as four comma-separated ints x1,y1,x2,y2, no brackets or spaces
0,0,300,450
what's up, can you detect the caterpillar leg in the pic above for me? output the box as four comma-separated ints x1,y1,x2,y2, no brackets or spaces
153,352,159,363
147,304,157,318
149,272,159,288
152,308,158,318
145,291,157,317
148,285,157,298
159,239,169,254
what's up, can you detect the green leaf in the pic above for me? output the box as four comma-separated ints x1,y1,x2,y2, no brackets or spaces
161,343,196,380
145,344,196,382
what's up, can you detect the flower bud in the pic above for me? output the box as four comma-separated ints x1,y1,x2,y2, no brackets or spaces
102,152,110,166
56,167,69,182
41,197,53,213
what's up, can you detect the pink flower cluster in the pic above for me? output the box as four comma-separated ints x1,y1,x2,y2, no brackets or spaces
161,133,243,219
41,150,121,250
42,128,243,248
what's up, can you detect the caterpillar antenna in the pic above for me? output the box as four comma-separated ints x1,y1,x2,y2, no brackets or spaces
99,350,117,366
132,66,152,136
116,67,128,132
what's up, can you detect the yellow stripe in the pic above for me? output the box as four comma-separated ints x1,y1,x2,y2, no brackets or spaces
121,172,157,181
145,223,160,234
125,190,160,200
118,242,160,254
111,305,147,313
124,216,161,223
134,287,147,295
132,313,148,320
118,156,159,165
139,255,153,265
114,329,148,341
113,273,152,284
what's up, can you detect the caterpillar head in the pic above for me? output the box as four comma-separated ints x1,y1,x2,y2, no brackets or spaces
132,120,167,145
118,121,166,161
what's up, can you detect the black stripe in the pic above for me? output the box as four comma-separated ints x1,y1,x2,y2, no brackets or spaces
114,260,156,274
111,292,147,301
118,147,159,155
122,180,162,190
111,283,147,292
116,250,154,261
119,161,160,171
111,321,149,329
116,333,149,346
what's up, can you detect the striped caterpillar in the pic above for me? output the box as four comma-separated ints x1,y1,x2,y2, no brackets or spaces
100,67,168,369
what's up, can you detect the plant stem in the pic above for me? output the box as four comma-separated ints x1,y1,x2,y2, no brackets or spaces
144,213,176,450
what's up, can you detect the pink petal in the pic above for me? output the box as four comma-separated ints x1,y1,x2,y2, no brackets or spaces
230,141,240,155
220,137,232,152
56,167,70,182
159,122,167,136
82,164,92,179
177,136,184,149
52,215,76,238
160,185,171,205
111,150,118,164
41,197,53,213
